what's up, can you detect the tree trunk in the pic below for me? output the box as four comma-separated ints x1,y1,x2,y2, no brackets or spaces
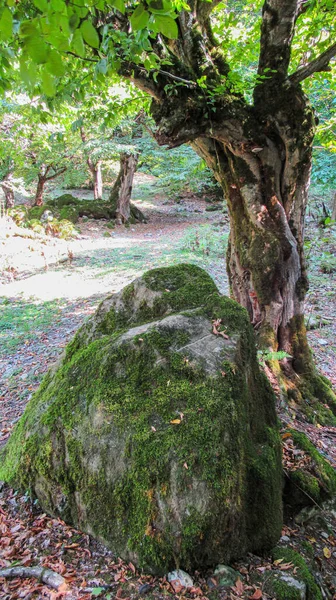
90,160,103,200
1,180,15,209
34,175,46,206
109,153,141,224
190,86,334,405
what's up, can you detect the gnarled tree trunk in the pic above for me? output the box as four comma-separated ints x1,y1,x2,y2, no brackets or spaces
109,152,145,224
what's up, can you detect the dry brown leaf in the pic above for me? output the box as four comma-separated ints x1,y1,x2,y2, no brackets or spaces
279,562,294,571
249,589,263,599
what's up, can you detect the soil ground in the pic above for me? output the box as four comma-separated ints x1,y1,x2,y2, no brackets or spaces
0,175,335,599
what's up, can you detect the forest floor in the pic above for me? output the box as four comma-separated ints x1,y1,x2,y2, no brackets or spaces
0,176,336,599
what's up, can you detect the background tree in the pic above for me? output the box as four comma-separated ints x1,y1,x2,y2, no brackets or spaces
1,0,336,404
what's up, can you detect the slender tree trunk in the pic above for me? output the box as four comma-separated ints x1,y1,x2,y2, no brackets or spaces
332,192,336,222
34,175,46,206
1,178,15,209
90,160,103,200
109,153,139,223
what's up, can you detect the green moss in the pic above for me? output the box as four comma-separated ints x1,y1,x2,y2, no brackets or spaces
59,206,79,224
28,205,51,220
272,578,305,600
288,315,336,423
51,194,78,208
288,430,336,502
271,548,322,600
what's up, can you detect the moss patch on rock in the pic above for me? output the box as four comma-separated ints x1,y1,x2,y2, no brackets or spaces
271,548,322,600
0,265,282,574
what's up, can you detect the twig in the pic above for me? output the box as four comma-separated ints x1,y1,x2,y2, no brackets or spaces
0,566,66,590
283,469,323,510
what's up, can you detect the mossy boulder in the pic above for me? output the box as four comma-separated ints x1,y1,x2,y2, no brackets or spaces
283,430,336,511
0,264,282,574
49,193,79,208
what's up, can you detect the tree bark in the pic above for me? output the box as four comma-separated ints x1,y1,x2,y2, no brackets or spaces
80,127,103,199
109,153,142,224
91,160,103,200
1,163,15,208
34,174,46,206
1,178,15,209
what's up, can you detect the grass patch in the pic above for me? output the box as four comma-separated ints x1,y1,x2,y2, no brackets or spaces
0,299,63,357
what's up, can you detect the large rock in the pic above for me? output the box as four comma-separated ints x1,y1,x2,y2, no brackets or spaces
0,264,282,574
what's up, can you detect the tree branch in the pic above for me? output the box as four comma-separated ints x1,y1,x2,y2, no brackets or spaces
45,166,67,181
289,42,336,84
0,566,66,591
257,0,299,77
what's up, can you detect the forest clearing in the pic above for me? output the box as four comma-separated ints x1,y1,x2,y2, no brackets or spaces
1,0,336,598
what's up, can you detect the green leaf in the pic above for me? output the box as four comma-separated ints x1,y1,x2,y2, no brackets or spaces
25,37,49,64
130,5,150,31
69,13,80,30
91,589,104,597
20,59,37,87
41,70,56,96
72,29,85,56
33,0,48,11
153,15,178,39
0,7,13,40
50,0,65,11
46,50,65,76
80,20,100,48
111,0,125,13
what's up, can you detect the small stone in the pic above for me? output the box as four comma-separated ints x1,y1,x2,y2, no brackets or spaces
317,338,328,346
321,532,329,539
214,564,240,587
207,577,217,589
138,583,152,595
280,535,290,542
167,569,194,589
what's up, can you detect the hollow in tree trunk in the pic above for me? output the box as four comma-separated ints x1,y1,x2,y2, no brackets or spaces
109,153,146,224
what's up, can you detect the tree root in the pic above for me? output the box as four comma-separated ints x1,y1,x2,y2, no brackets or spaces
0,566,66,590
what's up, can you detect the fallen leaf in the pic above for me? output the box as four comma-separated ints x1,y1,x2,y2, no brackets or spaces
170,419,181,425
323,547,331,559
249,590,263,599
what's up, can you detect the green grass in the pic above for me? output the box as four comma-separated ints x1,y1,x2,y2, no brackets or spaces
0,299,63,357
